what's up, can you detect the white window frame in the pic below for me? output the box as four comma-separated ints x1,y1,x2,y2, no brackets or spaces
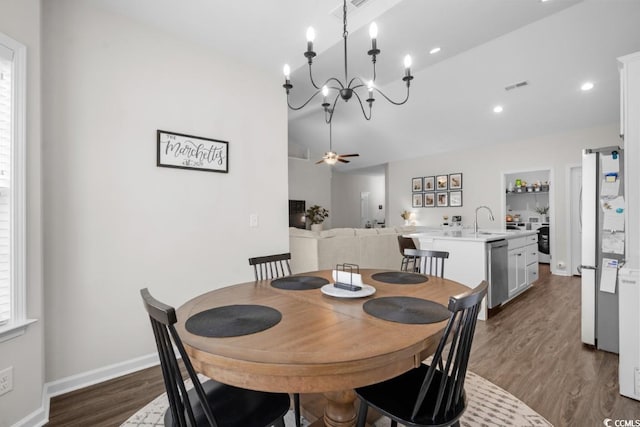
0,31,34,343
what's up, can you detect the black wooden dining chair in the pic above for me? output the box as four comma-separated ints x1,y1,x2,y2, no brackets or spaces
249,253,292,281
247,252,301,427
140,288,290,427
403,248,449,278
355,281,488,427
397,236,418,271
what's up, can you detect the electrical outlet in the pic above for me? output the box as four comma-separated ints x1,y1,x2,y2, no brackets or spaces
0,366,13,396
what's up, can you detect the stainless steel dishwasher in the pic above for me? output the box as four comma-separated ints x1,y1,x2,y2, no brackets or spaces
486,239,508,308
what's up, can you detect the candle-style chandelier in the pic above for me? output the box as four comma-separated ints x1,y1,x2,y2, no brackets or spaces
282,0,414,124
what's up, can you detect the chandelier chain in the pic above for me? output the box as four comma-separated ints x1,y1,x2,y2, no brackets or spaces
343,0,349,83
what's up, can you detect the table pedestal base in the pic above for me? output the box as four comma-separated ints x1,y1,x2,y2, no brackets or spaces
301,392,380,427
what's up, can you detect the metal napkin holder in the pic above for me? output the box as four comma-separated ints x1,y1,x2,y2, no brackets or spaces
334,263,362,292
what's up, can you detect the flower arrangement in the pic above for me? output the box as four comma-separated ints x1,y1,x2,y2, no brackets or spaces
305,205,329,224
401,210,411,220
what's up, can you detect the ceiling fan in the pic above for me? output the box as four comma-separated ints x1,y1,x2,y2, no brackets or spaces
315,120,359,165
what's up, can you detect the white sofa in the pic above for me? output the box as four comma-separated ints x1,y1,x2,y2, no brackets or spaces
289,226,417,274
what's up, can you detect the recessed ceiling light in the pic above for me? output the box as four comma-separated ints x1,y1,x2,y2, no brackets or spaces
540,0,551,3
493,105,504,114
429,47,441,55
581,81,595,91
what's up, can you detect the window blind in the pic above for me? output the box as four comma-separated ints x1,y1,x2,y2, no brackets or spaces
0,52,11,324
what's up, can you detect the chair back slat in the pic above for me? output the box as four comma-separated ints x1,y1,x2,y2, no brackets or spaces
141,288,219,427
403,248,449,278
410,281,488,422
248,253,292,281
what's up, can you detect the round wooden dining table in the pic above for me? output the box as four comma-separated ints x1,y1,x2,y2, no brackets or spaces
176,269,469,427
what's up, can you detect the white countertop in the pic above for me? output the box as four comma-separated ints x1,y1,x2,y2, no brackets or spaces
407,228,537,243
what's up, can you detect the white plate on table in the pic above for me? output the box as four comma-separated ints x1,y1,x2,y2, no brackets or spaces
321,283,376,298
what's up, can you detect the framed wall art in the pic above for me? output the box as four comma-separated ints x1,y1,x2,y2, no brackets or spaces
449,173,463,190
423,176,435,191
412,177,423,192
436,192,448,207
449,190,463,207
157,130,229,173
412,193,424,208
424,192,435,207
436,175,448,190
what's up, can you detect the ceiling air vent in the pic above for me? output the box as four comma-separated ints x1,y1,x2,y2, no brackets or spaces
505,80,529,91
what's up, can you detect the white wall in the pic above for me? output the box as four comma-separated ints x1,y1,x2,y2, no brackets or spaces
42,1,288,382
387,124,620,275
0,1,44,425
288,156,332,228
331,172,385,228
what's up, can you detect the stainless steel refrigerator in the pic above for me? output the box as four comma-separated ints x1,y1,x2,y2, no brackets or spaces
580,146,625,353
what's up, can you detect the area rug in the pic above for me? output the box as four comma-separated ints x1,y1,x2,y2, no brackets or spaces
121,371,552,427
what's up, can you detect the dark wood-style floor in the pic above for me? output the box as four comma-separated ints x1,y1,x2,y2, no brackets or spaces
47,266,640,426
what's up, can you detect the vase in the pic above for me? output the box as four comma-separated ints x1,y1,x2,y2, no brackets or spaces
311,223,323,232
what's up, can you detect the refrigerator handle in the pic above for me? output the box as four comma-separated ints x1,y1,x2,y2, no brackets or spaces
579,186,583,229
579,265,597,274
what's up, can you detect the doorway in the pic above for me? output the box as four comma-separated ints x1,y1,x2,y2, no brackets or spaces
502,168,553,267
360,192,370,228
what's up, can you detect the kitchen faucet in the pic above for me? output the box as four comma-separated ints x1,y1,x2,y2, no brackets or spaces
474,205,495,234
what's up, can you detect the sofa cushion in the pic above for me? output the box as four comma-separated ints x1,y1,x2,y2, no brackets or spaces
375,227,398,235
354,228,378,236
320,228,357,238
289,227,403,274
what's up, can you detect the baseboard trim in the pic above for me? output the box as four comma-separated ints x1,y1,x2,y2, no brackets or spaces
46,352,159,397
551,268,572,277
12,353,159,427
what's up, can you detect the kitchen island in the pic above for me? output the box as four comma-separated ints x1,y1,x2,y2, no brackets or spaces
406,228,539,320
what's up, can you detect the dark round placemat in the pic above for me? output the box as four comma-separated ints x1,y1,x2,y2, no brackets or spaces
363,296,450,324
185,305,282,338
371,271,429,284
271,276,329,290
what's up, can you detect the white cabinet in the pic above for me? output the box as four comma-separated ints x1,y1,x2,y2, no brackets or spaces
508,234,539,298
508,247,526,296
525,233,539,282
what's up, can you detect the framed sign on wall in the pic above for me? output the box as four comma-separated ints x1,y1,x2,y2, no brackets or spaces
157,130,229,173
